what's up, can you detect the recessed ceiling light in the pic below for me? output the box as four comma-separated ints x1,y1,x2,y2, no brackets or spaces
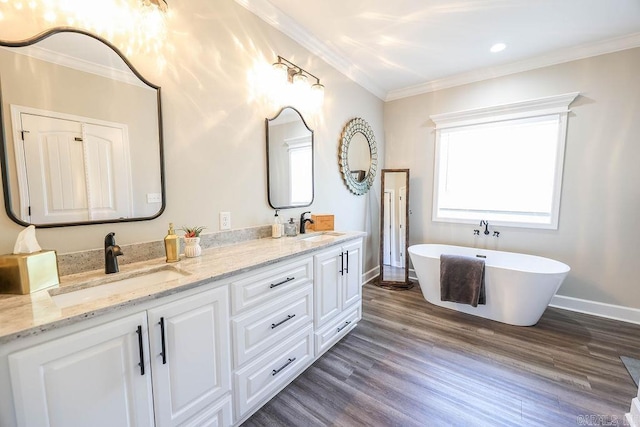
490,43,506,53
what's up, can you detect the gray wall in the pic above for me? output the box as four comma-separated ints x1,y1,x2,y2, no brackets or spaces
384,47,640,308
0,0,383,276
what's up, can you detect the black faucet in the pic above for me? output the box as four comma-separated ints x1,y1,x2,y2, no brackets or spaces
105,232,123,274
299,211,314,234
480,220,490,235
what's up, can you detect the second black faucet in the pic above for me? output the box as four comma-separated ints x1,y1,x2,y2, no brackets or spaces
299,211,314,234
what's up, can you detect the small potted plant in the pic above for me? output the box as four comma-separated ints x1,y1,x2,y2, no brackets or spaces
181,226,206,258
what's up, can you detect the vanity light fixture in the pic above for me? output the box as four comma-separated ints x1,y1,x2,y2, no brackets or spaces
272,56,325,107
146,0,168,13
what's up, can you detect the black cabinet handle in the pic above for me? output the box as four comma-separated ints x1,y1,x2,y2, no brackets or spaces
270,277,295,289
345,250,349,274
337,320,352,333
339,252,344,276
136,325,145,375
271,314,295,329
159,317,167,365
271,357,296,376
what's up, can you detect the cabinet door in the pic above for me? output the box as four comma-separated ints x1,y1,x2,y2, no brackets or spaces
9,313,153,427
314,246,343,328
343,240,363,309
148,286,231,427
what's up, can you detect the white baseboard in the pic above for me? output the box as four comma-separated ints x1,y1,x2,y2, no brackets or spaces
409,268,417,282
550,295,640,325
362,266,379,285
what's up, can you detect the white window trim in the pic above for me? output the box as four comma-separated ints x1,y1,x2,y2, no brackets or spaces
430,92,579,230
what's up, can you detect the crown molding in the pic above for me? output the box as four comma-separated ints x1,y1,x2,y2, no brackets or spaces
234,0,640,103
386,32,640,101
233,0,387,100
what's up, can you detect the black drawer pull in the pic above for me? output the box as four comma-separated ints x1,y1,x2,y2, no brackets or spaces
272,357,296,376
270,277,295,288
339,252,344,276
136,325,145,376
271,314,295,329
337,320,352,333
159,317,167,365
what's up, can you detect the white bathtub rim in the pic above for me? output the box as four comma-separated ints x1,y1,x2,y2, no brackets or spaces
408,243,570,275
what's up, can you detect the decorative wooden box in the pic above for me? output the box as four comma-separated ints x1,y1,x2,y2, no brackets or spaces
308,214,334,232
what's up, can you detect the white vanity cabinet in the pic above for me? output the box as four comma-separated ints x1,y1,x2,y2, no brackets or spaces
313,239,363,356
230,255,315,422
8,312,155,427
147,286,232,427
1,235,365,427
7,286,232,427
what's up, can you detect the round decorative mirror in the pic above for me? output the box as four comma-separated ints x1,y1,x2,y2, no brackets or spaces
339,117,378,195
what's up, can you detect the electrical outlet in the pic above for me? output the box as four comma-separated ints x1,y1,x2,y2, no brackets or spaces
146,193,162,203
219,212,231,230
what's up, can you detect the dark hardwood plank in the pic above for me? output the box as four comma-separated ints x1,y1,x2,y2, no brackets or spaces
242,284,640,426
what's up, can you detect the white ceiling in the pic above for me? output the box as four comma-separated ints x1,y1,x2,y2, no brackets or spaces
236,0,640,100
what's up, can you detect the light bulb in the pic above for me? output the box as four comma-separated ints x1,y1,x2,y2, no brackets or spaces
272,62,288,83
311,82,325,108
292,72,308,90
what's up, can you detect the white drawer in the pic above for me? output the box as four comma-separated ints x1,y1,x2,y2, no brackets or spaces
232,285,312,368
315,306,360,357
231,256,313,315
234,325,314,421
181,395,232,427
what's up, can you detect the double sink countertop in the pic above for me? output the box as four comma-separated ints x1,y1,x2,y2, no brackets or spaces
0,231,365,345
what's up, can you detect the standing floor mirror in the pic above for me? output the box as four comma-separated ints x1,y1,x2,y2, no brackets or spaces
378,169,412,289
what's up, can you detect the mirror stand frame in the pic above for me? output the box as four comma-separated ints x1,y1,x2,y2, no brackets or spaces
377,168,413,290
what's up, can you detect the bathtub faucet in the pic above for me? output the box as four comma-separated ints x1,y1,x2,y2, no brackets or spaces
473,229,480,236
480,220,490,235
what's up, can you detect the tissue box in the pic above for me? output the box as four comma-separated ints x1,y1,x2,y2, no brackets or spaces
308,214,334,232
0,250,60,295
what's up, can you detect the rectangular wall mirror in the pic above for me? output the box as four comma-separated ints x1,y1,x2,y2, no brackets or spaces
379,169,411,288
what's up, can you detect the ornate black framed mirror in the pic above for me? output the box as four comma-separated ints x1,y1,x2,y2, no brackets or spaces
379,168,412,289
266,106,314,209
0,28,164,227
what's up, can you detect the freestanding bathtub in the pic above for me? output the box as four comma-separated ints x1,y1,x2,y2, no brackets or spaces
408,244,570,326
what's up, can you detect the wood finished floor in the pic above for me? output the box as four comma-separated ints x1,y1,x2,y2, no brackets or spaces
243,284,640,426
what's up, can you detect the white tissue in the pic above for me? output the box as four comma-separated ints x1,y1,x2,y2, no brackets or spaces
13,225,42,254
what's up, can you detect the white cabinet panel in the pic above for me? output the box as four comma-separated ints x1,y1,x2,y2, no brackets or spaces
232,286,312,368
314,246,343,328
234,326,314,420
315,306,361,357
343,240,363,309
230,257,312,315
8,313,153,427
148,287,230,427
314,240,363,331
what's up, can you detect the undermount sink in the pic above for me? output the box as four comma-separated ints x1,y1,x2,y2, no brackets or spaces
49,266,190,309
300,232,345,242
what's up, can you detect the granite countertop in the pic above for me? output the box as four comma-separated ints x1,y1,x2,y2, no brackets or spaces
0,231,365,345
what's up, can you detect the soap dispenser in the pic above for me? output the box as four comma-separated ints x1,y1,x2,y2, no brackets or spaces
164,223,180,263
272,210,283,238
284,218,297,236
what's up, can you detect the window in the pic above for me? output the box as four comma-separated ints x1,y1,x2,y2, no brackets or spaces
430,92,579,229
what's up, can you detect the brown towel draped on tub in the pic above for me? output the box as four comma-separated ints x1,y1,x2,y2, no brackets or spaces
440,254,486,307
